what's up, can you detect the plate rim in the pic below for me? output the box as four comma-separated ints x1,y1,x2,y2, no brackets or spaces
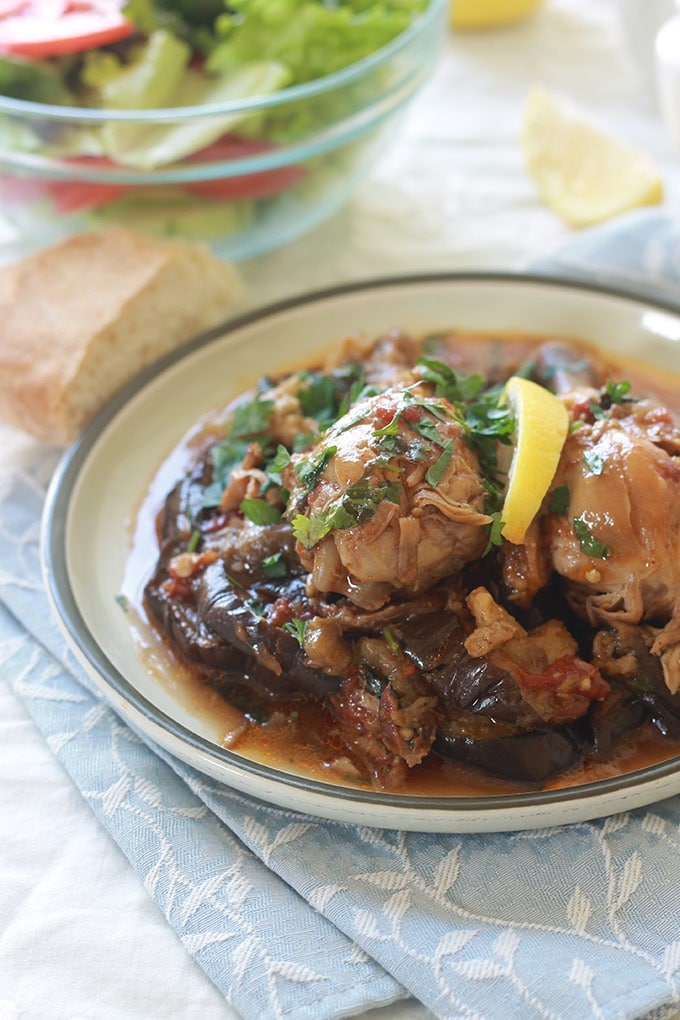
41,269,680,828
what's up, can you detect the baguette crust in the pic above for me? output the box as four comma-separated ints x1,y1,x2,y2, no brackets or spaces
0,228,243,444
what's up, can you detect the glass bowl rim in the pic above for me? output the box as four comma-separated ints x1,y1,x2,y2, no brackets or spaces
0,0,447,124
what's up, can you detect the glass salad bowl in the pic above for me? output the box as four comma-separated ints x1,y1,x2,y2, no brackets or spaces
0,0,447,260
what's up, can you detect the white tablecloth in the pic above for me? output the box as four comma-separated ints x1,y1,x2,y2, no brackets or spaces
1,2,679,1017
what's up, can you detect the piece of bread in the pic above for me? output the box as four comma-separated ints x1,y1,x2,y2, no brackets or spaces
0,227,244,444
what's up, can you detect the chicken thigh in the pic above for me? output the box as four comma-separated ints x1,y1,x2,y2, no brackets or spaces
545,391,680,692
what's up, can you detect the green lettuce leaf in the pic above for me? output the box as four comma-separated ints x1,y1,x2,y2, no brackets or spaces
207,0,428,84
101,60,290,169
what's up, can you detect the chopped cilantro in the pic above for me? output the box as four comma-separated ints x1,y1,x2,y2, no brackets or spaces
265,444,291,486
573,516,610,559
416,357,485,403
292,503,355,548
604,379,632,405
224,569,247,590
261,552,288,579
247,598,267,618
230,395,275,439
425,439,454,487
583,450,604,476
115,593,129,613
296,363,369,433
283,619,307,645
549,485,570,515
409,414,443,445
203,393,276,509
297,371,340,425
240,498,282,525
484,511,505,553
187,529,202,553
382,626,400,654
462,394,515,512
294,445,337,493
590,380,633,418
292,477,402,549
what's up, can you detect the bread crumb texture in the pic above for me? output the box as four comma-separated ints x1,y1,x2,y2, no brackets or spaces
0,228,244,444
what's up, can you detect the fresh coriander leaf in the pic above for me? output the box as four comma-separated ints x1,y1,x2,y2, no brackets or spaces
416,357,484,403
201,480,224,510
297,371,339,422
247,598,267,618
373,414,400,438
382,626,400,654
549,485,570,514
293,430,318,451
292,506,352,549
225,569,247,590
573,516,610,559
583,450,604,475
261,552,288,578
230,395,275,438
409,415,442,444
115,593,129,612
342,478,402,526
589,399,608,420
265,444,291,486
604,379,632,405
240,498,282,525
484,511,505,553
294,445,336,492
187,529,202,553
292,477,402,549
425,439,454,487
283,618,306,645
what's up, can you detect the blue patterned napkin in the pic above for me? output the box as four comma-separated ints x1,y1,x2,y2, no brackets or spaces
2,210,680,1020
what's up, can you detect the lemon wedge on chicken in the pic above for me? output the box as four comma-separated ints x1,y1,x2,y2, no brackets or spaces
522,87,663,227
500,376,569,545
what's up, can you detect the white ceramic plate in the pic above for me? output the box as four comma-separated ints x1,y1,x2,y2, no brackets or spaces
42,272,680,833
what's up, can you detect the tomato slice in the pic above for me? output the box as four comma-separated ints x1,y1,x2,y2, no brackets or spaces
0,2,135,58
186,165,306,200
182,135,307,199
0,136,307,214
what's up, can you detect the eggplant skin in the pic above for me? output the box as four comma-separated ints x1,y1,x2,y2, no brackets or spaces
397,610,544,730
196,560,344,699
144,569,246,674
434,726,586,785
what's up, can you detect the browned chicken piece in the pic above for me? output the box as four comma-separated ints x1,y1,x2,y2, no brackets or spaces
284,383,491,610
327,328,421,389
545,397,680,692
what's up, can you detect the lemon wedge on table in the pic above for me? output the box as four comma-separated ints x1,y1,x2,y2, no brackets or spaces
451,0,543,29
522,87,664,228
499,376,569,546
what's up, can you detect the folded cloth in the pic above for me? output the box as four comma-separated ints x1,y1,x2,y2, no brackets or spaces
2,210,680,1020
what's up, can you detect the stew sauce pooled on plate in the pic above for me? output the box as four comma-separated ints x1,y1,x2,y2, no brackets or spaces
141,328,680,793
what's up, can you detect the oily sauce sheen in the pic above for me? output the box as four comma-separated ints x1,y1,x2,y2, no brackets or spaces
127,329,680,797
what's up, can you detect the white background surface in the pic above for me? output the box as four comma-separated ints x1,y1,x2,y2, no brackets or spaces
1,2,679,1018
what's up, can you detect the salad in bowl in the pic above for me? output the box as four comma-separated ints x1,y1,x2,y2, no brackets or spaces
0,0,446,257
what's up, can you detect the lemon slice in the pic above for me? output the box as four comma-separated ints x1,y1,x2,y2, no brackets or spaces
522,87,663,227
452,0,543,29
500,376,569,545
